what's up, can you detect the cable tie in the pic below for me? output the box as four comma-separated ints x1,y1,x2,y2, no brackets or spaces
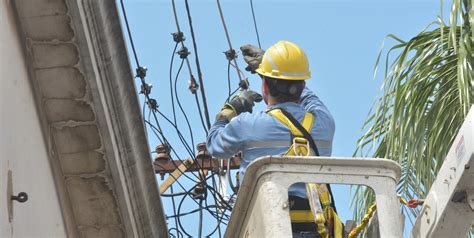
172,31,185,43
177,46,190,59
140,83,152,95
147,98,159,110
135,66,147,79
224,49,237,61
188,75,199,94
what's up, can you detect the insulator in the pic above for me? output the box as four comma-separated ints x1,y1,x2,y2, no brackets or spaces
155,144,171,162
136,66,147,79
196,142,209,160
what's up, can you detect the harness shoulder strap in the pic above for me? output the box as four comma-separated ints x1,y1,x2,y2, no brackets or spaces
267,108,314,138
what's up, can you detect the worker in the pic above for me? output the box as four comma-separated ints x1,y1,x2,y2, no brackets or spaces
206,40,341,237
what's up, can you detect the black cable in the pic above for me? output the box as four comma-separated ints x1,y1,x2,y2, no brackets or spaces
119,0,140,67
145,120,201,182
193,94,209,135
249,0,262,48
122,1,238,235
161,192,187,197
170,185,180,238
121,2,220,236
154,110,195,158
171,0,209,136
207,184,233,211
184,0,212,130
169,42,179,124
152,107,208,180
147,110,166,145
198,199,203,238
210,172,223,237
168,228,183,238
174,59,196,155
167,205,218,219
226,61,232,102
227,157,239,195
216,0,248,89
175,180,227,236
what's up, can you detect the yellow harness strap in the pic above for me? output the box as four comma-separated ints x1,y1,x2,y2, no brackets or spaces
267,108,343,238
267,109,314,156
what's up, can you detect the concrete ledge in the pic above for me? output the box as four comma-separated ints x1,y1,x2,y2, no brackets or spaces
11,0,168,236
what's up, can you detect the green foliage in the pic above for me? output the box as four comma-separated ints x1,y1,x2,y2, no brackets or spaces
352,0,473,230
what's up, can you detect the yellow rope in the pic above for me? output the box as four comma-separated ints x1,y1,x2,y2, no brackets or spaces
348,203,377,238
348,196,424,238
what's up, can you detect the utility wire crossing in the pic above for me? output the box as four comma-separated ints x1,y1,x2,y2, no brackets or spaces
119,0,263,236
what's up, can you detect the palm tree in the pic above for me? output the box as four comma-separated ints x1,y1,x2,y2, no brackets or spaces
352,0,473,232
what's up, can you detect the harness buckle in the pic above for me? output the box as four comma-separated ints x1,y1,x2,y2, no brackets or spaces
292,137,310,156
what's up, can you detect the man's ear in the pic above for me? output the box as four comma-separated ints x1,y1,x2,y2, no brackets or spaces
261,76,269,104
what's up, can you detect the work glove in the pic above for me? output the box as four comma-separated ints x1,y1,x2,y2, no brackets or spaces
240,44,265,73
215,90,263,122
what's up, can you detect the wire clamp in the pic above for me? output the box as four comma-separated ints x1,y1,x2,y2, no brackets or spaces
147,98,159,110
239,78,250,90
177,46,190,59
135,66,147,79
224,49,237,61
188,75,199,94
140,83,152,95
191,184,205,200
172,31,185,43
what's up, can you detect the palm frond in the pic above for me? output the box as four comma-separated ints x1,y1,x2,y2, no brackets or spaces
352,0,473,232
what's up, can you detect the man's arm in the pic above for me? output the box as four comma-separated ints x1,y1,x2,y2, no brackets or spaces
299,86,335,143
299,86,329,114
206,118,244,158
207,90,262,158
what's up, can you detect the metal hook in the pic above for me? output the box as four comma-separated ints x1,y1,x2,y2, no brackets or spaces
11,192,28,203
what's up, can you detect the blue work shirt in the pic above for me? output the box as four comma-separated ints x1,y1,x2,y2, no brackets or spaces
206,87,335,198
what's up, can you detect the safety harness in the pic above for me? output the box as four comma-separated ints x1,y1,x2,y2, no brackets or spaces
266,108,344,238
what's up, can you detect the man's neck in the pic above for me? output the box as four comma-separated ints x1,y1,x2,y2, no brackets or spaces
266,98,299,108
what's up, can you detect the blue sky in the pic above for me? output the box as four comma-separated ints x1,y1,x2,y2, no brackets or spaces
120,0,443,236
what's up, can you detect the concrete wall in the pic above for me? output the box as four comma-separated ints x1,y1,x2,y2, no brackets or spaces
0,0,66,237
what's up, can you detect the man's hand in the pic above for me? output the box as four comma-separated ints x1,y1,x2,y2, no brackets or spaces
240,44,265,73
215,90,263,122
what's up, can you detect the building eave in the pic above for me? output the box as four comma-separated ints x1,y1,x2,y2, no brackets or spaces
11,0,168,236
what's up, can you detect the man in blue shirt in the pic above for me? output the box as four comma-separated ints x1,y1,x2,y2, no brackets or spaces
207,41,336,237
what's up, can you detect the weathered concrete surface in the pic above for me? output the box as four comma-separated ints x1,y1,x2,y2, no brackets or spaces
9,0,168,237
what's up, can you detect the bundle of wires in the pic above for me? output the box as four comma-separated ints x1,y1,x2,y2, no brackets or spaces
119,0,262,236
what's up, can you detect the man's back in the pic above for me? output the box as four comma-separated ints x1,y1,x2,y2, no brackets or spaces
207,87,335,197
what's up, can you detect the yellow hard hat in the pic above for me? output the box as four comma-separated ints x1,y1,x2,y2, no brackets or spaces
256,40,311,80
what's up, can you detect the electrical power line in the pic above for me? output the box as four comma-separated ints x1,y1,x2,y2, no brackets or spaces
249,0,262,48
119,0,264,236
184,0,212,130
216,0,249,90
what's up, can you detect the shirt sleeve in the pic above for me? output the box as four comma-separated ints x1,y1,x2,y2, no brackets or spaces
300,86,329,115
299,86,336,142
206,116,245,158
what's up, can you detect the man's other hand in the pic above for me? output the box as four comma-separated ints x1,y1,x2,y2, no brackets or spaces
227,90,263,114
240,44,264,73
216,90,263,122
